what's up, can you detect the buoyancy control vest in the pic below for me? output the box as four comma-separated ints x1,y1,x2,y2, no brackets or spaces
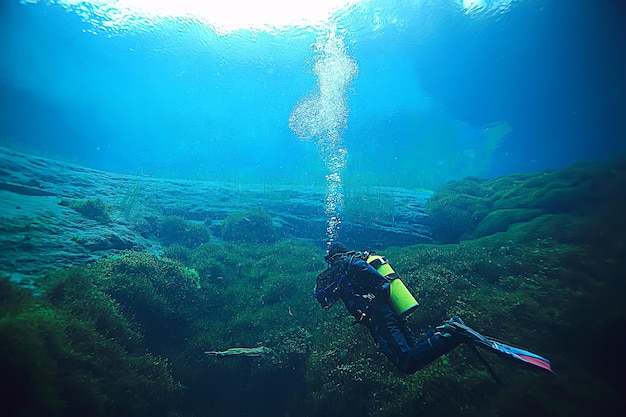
315,250,419,316
361,252,419,317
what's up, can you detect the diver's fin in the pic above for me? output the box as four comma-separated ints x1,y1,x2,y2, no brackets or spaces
466,343,504,386
439,317,554,374
481,337,554,373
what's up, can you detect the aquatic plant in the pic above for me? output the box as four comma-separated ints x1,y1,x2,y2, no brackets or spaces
60,198,111,224
220,207,279,243
157,215,210,248
93,251,206,328
162,243,193,264
0,278,65,416
0,272,183,417
189,242,231,282
118,182,144,220
5,153,626,417
183,266,201,289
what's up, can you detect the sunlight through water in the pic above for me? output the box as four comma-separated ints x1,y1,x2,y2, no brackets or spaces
33,0,363,33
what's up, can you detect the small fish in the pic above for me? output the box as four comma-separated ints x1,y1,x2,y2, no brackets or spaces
205,346,271,357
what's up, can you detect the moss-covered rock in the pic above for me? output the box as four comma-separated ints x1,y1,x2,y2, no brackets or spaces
157,215,210,248
60,198,111,223
426,158,626,243
0,272,183,417
0,280,66,417
425,180,493,243
92,252,205,346
161,243,194,264
474,208,543,237
220,208,279,243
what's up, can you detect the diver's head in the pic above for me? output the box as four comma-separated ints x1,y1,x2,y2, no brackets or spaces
325,242,349,265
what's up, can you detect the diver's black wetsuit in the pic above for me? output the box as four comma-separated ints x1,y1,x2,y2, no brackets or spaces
315,253,460,374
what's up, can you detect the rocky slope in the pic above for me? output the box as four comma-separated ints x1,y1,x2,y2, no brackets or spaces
0,147,432,284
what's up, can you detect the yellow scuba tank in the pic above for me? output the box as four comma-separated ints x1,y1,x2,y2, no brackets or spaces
366,253,419,317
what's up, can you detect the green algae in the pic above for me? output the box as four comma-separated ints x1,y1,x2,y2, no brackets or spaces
60,198,111,224
0,273,183,417
2,158,625,417
157,215,210,248
426,158,626,243
220,207,279,243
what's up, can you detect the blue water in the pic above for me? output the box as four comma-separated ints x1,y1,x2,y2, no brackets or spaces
1,0,624,189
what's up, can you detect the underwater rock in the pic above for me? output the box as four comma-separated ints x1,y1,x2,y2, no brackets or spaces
0,146,432,282
220,207,280,243
157,215,211,248
426,159,626,243
0,180,57,196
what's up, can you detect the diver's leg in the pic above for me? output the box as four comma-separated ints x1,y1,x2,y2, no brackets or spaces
401,328,462,374
364,305,414,370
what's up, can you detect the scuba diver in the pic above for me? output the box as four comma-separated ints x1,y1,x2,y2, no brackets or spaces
314,242,553,377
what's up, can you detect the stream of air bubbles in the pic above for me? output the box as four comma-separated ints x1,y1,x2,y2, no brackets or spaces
289,30,358,247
